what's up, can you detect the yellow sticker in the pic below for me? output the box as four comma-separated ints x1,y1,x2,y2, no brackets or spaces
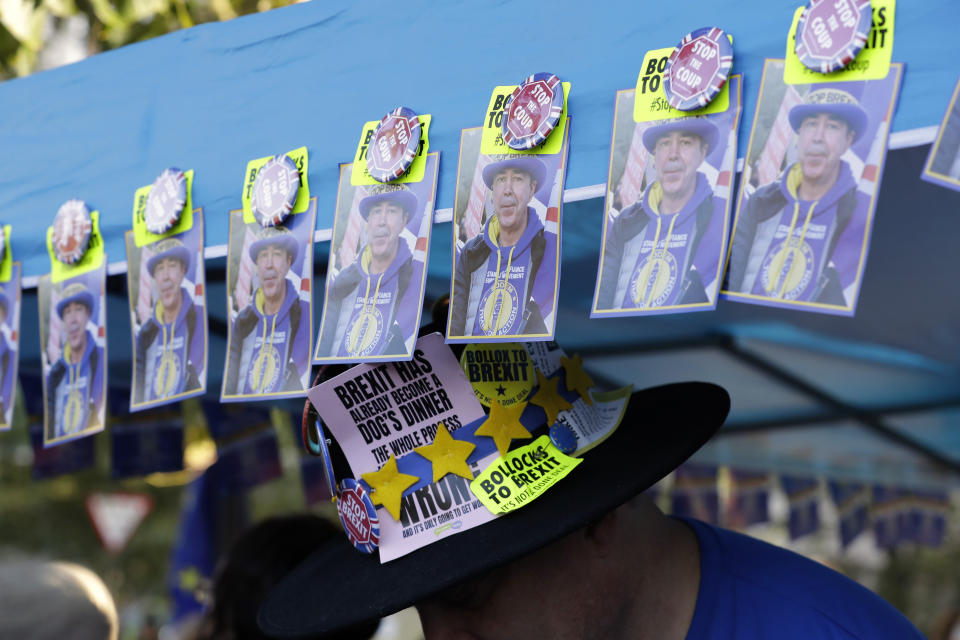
470,435,581,514
460,343,535,408
132,170,195,247
784,0,894,84
47,210,106,283
0,226,12,283
241,146,310,224
634,47,731,123
480,82,571,156
351,114,432,186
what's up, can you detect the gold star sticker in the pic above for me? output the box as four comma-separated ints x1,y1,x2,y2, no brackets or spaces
561,354,594,405
474,400,532,457
361,455,418,521
530,370,574,426
415,422,476,482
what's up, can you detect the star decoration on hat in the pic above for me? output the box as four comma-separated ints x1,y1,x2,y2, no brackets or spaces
475,400,532,457
561,354,594,405
530,370,574,426
361,455,418,521
415,422,476,483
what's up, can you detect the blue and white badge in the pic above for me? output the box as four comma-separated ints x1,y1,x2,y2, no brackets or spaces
144,168,187,234
251,155,300,227
549,422,578,454
337,478,380,553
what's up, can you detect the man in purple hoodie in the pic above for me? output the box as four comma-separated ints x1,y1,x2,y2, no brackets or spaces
596,118,722,311
450,156,552,337
134,238,204,405
226,226,309,395
317,186,418,358
728,83,868,305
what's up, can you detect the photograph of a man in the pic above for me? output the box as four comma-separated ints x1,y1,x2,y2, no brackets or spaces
450,154,560,339
723,63,902,314
0,267,20,429
317,187,417,359
922,75,960,192
132,237,205,407
44,280,105,443
224,225,310,397
595,118,723,311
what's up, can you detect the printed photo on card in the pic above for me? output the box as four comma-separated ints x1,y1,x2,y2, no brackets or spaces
125,211,207,411
722,60,903,315
0,262,21,429
922,75,960,192
447,123,569,343
221,199,316,401
39,265,107,446
592,75,743,317
314,153,439,364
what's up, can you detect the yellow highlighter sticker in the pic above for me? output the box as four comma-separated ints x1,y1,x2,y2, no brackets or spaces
352,115,432,186
47,211,106,283
634,47,730,123
241,146,310,224
480,83,571,156
471,435,581,514
132,170,195,247
0,226,12,283
460,343,535,408
784,0,894,84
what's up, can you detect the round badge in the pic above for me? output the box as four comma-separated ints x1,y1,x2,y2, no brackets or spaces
549,422,578,454
501,72,564,150
313,419,340,497
460,343,535,408
251,155,301,227
144,168,187,234
795,0,872,74
52,199,93,265
366,107,422,183
663,27,734,112
337,478,380,554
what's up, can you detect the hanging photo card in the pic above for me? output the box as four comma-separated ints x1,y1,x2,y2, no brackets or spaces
314,152,439,364
922,74,960,193
39,211,107,446
126,171,208,411
592,74,743,316
0,226,21,429
721,59,902,315
448,112,570,342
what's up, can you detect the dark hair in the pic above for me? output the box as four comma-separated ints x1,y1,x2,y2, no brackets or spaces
199,514,379,640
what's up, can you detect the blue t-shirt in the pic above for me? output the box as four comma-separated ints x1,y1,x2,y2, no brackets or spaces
681,517,923,639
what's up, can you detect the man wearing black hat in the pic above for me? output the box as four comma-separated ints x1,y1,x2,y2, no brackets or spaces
317,186,418,359
226,226,310,396
45,282,104,440
450,156,552,338
596,117,722,310
728,84,868,305
133,238,205,405
0,286,14,425
260,366,924,639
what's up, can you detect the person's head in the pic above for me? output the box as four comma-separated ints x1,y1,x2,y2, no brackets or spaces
788,85,867,186
248,226,298,303
56,283,94,353
642,119,717,203
481,157,546,240
358,188,417,268
147,238,190,311
0,558,118,640
200,514,378,640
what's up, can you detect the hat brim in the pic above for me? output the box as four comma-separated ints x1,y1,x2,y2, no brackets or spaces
641,119,719,155
359,191,419,220
249,235,299,265
56,291,95,318
481,157,547,194
788,104,868,144
146,245,191,275
259,381,729,637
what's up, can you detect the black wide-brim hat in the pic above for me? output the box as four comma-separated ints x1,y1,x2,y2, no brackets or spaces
258,381,730,637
